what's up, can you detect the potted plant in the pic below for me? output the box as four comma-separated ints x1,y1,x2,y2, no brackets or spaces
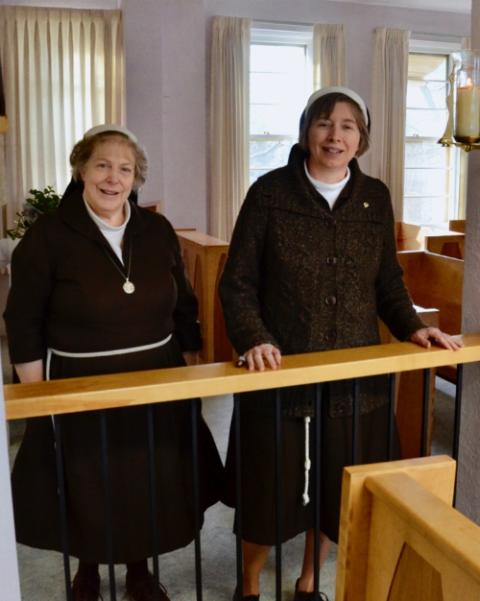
0,186,61,268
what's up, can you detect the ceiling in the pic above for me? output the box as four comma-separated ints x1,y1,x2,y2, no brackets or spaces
326,0,470,15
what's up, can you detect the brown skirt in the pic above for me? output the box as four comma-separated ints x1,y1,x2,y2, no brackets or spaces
11,337,223,563
222,386,397,545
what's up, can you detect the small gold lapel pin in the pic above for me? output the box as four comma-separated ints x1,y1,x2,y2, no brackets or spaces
363,202,369,208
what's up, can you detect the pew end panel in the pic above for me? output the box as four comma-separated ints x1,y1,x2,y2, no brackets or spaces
336,455,480,601
395,222,429,251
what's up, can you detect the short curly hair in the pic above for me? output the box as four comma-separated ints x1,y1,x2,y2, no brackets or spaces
69,131,148,189
299,92,370,157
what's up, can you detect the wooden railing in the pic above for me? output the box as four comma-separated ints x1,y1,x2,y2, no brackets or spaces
4,334,480,420
4,336,480,601
337,455,480,600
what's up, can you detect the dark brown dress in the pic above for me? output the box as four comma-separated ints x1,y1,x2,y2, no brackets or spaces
5,187,223,563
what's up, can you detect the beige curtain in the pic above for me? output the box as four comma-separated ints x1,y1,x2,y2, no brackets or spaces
0,6,125,232
371,28,410,219
313,24,346,89
209,16,250,241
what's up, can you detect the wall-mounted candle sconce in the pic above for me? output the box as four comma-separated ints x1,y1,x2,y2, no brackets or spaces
439,50,480,152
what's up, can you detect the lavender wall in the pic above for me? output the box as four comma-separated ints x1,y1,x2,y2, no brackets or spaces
2,0,470,230
123,0,468,231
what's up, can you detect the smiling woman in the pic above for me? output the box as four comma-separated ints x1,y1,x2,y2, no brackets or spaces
4,124,223,601
219,86,461,601
80,138,136,226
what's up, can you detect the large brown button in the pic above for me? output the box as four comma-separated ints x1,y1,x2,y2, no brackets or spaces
325,295,337,306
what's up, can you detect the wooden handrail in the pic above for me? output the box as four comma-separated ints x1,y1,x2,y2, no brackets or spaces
3,333,479,421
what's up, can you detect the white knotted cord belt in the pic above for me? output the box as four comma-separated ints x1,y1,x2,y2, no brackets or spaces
302,416,311,506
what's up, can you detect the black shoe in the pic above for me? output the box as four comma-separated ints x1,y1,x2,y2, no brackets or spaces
233,586,260,601
71,571,102,601
293,579,329,601
126,571,170,601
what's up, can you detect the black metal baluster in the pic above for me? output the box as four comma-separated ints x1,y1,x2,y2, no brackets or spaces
233,394,243,598
99,411,116,601
313,384,323,599
351,379,360,464
191,400,203,601
421,369,431,456
452,364,464,462
53,415,73,601
274,389,283,601
146,405,160,599
387,374,397,460
452,364,464,507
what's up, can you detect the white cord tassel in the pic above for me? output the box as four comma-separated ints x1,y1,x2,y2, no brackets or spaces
302,416,311,506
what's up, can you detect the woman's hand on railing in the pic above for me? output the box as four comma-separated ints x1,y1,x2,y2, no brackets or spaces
410,327,463,351
239,343,282,372
183,351,201,366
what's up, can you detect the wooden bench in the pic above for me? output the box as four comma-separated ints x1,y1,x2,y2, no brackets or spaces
395,221,429,251
176,230,232,363
449,219,466,233
398,250,463,337
425,232,465,259
396,221,465,259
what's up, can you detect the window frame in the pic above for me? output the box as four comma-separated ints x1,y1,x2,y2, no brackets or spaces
249,23,313,184
404,37,466,225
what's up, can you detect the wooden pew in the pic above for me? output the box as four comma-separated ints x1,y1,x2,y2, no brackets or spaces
395,221,429,251
380,306,439,458
399,250,463,383
176,230,232,363
449,219,466,233
336,455,480,601
425,232,465,259
398,250,463,337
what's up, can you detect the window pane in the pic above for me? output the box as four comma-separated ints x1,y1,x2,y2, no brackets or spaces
404,168,447,197
250,43,310,139
406,80,447,109
404,50,464,225
251,44,305,73
404,142,449,168
250,104,301,136
406,108,448,137
403,196,448,224
408,53,447,81
249,139,294,184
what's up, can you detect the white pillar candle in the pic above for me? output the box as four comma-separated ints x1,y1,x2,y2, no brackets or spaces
455,81,480,140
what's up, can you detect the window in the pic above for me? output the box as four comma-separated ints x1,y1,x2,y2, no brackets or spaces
404,40,466,226
249,26,313,184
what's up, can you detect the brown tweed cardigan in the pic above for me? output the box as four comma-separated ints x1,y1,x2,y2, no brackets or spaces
219,144,424,417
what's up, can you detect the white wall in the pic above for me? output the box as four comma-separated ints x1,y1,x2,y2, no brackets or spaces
0,361,21,601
